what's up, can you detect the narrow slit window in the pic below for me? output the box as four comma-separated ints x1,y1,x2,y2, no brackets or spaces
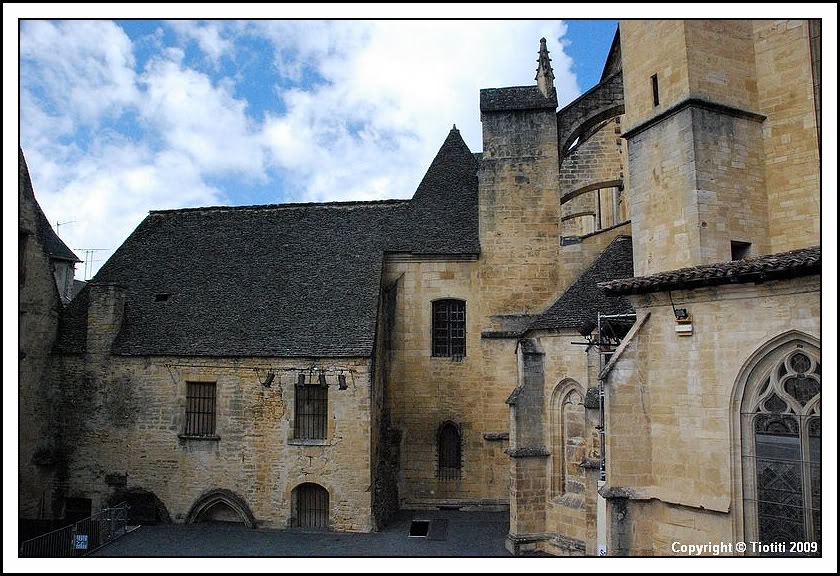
438,422,462,480
651,73,660,107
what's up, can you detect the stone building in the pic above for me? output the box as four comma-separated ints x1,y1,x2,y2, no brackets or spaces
19,19,821,556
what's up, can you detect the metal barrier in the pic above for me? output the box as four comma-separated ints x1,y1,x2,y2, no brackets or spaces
20,503,131,558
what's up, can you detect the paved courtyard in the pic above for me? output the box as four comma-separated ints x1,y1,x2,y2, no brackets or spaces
93,510,512,556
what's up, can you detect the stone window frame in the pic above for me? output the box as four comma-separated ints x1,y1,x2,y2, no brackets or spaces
549,379,585,502
179,379,220,441
730,331,821,554
431,298,467,359
291,373,329,443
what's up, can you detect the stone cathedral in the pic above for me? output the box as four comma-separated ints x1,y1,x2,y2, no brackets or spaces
19,20,821,556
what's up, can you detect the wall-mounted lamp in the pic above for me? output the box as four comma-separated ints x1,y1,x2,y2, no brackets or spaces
338,374,347,390
318,374,327,387
260,371,276,388
674,308,689,320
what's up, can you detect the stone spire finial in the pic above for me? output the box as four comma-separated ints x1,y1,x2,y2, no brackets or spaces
535,37,555,98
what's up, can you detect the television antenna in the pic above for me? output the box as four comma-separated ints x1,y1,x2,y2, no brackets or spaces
56,220,76,238
75,248,110,281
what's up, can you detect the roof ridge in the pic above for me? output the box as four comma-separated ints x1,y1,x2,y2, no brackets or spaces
149,198,411,215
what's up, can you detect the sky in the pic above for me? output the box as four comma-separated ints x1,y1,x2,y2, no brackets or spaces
18,19,617,280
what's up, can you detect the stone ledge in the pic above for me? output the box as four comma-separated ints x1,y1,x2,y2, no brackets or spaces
505,446,550,458
482,432,510,441
287,438,329,446
177,434,221,441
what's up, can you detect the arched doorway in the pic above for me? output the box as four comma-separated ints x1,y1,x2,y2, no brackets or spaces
437,421,462,481
185,489,256,528
735,334,820,555
293,483,329,529
109,489,171,525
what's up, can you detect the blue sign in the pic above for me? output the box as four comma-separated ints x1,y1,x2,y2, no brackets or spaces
74,534,88,550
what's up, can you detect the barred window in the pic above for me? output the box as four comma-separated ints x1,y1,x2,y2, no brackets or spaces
294,375,328,440
432,299,466,357
185,382,216,437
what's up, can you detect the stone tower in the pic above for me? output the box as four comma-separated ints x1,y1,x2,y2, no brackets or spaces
620,20,820,276
478,39,561,316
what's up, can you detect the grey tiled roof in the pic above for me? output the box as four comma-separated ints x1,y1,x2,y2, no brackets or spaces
55,128,479,357
480,85,557,113
600,246,821,295
528,235,634,333
20,149,81,263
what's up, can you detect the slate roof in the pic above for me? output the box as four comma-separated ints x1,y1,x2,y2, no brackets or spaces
480,85,557,113
528,236,634,333
55,128,479,357
600,246,821,295
19,149,81,263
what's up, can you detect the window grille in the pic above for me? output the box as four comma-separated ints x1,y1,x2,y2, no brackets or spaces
742,348,820,555
185,382,216,437
296,483,329,529
432,300,466,358
438,422,461,480
294,376,328,439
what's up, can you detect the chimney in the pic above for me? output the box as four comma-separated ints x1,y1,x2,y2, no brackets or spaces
86,282,126,357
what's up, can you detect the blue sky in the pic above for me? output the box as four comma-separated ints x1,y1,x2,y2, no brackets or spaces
19,20,617,279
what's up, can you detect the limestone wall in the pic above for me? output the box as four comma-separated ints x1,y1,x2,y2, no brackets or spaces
602,275,820,554
19,156,63,523
383,256,511,508
753,20,821,253
479,108,561,315
50,353,377,532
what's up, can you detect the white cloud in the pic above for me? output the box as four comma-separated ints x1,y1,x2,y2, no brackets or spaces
19,20,580,277
257,20,578,201
139,53,266,178
20,20,138,125
168,20,234,67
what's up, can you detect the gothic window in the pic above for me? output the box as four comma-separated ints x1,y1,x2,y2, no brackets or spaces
432,299,466,358
551,381,585,498
185,382,217,437
741,345,820,555
294,374,328,440
438,421,461,480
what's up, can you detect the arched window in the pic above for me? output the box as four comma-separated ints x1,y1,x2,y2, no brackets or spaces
294,483,329,529
438,421,461,480
432,300,466,358
740,342,820,555
550,381,585,498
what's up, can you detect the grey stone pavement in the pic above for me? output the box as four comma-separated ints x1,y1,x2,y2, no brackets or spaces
93,510,513,556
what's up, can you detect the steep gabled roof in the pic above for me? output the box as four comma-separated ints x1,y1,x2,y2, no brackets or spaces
19,148,81,263
407,126,480,255
600,246,820,295
529,235,634,333
55,128,480,358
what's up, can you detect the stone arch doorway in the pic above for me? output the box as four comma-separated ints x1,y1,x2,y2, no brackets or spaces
109,488,171,525
292,483,330,529
185,489,256,528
